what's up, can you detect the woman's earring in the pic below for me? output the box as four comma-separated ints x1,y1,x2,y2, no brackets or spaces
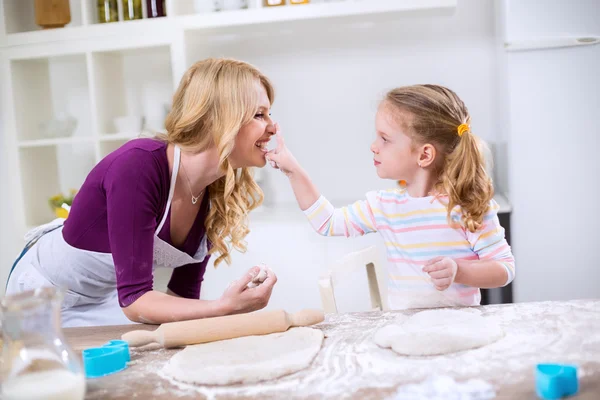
418,162,422,168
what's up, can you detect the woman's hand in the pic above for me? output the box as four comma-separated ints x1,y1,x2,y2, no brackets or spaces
422,256,458,291
265,125,301,177
218,266,278,314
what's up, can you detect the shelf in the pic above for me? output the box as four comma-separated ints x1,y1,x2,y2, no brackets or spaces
0,0,171,48
90,45,173,136
1,12,172,50
19,142,96,227
181,0,457,32
170,0,262,17
18,137,94,148
10,54,93,142
2,0,83,35
98,132,141,141
0,0,456,49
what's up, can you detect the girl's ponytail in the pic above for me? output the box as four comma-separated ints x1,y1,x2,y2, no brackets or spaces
438,122,493,233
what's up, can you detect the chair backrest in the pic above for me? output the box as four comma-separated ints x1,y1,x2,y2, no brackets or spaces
318,246,389,313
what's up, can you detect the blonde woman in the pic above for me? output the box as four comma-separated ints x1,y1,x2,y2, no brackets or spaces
267,84,515,310
6,59,278,327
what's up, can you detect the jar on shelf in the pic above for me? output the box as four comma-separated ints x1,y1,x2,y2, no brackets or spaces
1,288,85,400
263,0,286,6
98,0,118,23
146,0,167,17
123,0,143,20
289,0,310,4
34,0,71,29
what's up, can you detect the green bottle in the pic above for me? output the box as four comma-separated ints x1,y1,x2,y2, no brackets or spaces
98,0,118,23
123,0,143,20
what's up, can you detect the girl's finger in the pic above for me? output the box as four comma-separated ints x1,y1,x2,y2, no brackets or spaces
433,277,452,290
423,256,444,268
423,260,446,273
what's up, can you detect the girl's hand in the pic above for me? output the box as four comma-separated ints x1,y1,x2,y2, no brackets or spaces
423,257,458,291
265,124,301,177
219,266,278,314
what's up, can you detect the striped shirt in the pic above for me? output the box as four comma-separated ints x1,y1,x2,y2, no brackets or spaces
304,189,515,310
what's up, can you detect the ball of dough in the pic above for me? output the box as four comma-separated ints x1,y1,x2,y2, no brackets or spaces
247,264,268,289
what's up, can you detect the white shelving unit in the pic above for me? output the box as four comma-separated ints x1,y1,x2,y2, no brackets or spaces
91,45,173,135
0,0,457,234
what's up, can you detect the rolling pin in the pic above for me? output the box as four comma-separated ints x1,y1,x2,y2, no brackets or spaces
121,309,324,348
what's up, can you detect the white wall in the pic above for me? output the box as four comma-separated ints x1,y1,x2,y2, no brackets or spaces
501,0,600,302
186,0,504,311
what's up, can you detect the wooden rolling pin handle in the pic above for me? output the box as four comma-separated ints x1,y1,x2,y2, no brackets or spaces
121,329,159,348
288,309,325,327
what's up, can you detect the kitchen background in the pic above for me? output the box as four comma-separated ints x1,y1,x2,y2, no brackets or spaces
0,0,598,312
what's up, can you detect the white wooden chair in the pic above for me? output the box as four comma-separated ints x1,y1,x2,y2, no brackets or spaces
319,246,389,313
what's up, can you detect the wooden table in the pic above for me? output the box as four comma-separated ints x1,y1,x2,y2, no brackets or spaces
65,299,600,399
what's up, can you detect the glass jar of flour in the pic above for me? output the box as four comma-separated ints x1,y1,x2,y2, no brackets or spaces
1,287,85,400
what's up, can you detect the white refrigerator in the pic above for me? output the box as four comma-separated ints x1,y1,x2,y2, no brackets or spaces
497,0,600,302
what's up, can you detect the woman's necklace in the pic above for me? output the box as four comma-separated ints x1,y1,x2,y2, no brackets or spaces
180,159,205,205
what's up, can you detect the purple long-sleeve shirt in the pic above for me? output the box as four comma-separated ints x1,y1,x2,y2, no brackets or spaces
63,138,210,307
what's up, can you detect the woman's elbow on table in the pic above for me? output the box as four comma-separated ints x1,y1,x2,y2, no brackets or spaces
120,290,172,324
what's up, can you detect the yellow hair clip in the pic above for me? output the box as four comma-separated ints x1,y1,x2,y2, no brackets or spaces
457,123,470,137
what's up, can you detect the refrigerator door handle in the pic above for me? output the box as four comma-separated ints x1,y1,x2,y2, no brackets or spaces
505,36,600,52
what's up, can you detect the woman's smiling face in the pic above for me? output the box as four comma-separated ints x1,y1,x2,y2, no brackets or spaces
229,83,276,169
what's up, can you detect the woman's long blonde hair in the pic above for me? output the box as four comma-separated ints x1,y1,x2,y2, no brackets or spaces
385,84,493,233
161,58,274,266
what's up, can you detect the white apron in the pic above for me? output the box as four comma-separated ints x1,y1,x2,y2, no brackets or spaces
6,146,209,327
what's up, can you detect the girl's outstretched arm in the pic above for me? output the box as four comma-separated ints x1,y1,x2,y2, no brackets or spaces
267,128,377,237
266,128,320,210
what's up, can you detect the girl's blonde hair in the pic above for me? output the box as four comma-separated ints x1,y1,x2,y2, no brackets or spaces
385,84,493,233
160,58,274,266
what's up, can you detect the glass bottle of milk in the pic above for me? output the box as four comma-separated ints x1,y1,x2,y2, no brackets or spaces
1,287,86,400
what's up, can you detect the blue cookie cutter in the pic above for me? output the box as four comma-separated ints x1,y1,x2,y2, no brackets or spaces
535,363,579,399
83,340,131,378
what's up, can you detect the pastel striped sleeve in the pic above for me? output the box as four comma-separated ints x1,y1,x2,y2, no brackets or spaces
466,200,515,286
302,195,378,237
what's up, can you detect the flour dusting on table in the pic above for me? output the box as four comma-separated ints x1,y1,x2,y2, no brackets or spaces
85,300,600,399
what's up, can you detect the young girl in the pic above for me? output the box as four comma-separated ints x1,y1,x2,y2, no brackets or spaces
267,84,515,310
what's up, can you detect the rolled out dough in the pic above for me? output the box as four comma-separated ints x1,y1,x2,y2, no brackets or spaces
374,309,504,356
162,327,324,385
